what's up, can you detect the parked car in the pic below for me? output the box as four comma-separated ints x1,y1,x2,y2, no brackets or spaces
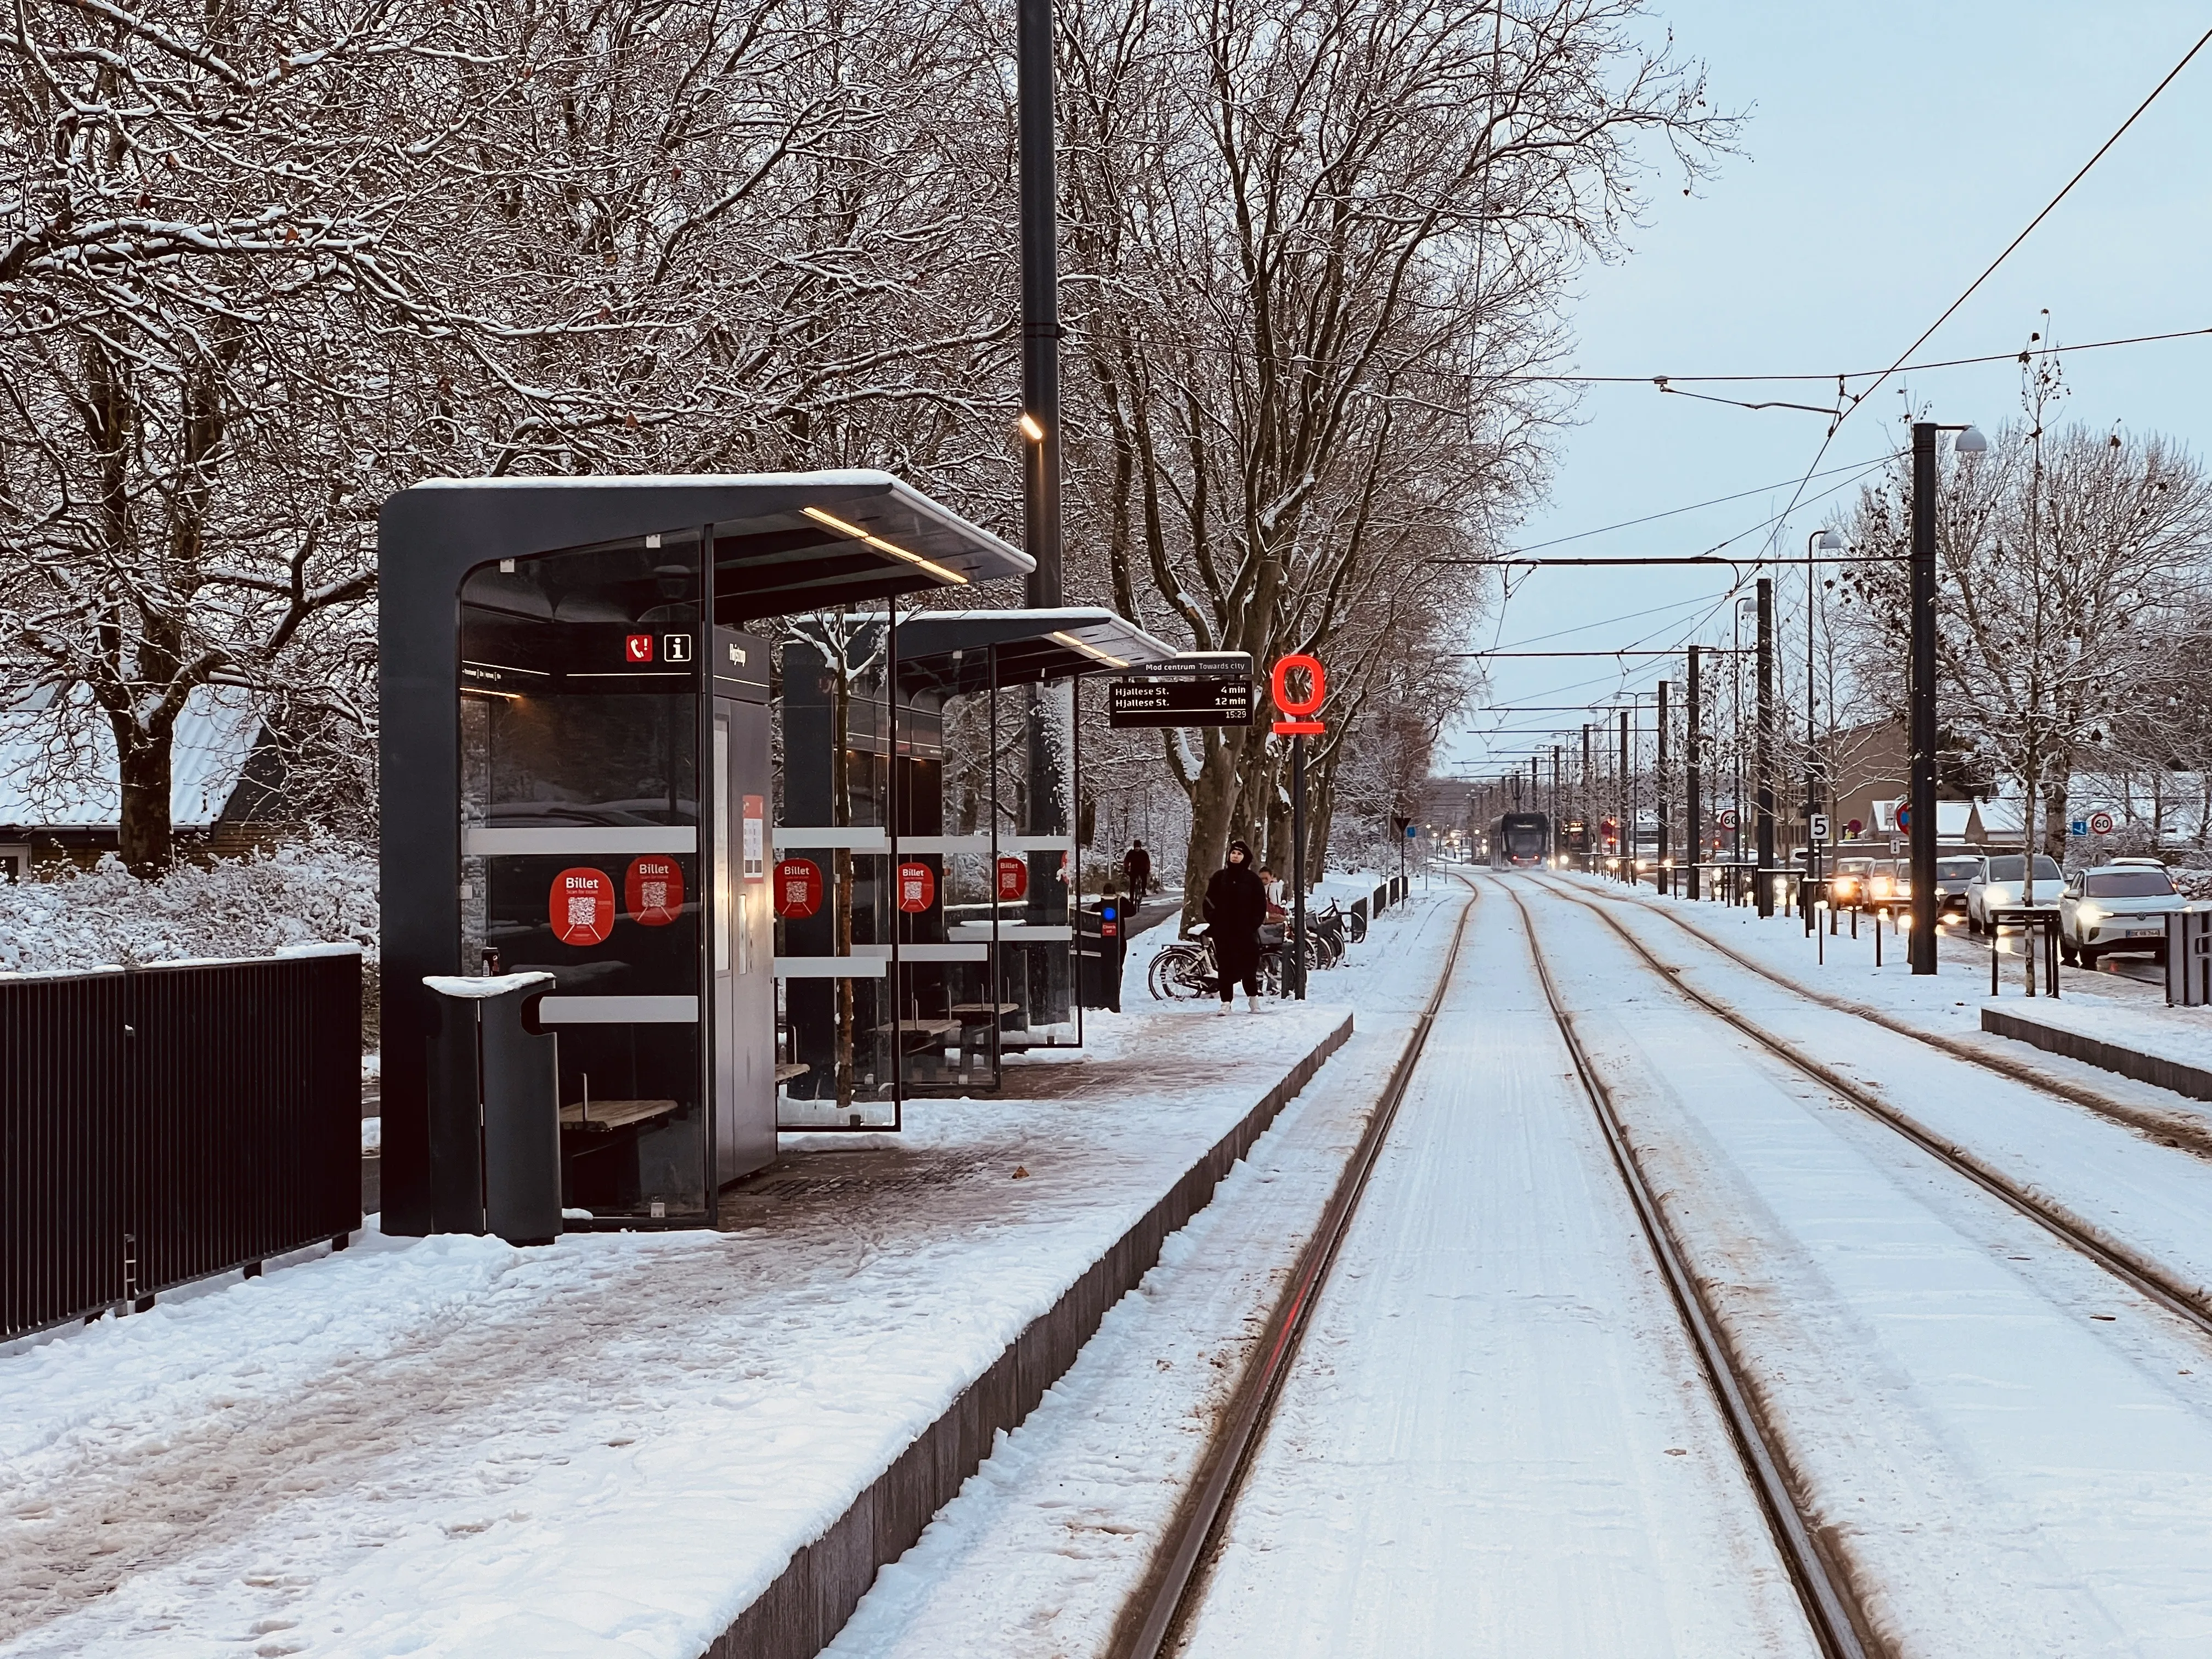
2059,864,2186,965
1965,853,2065,932
1934,854,1982,915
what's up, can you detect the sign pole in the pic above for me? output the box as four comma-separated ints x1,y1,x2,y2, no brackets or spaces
1268,653,1327,1000
1686,646,1702,901
1909,422,1938,973
1291,732,1307,1001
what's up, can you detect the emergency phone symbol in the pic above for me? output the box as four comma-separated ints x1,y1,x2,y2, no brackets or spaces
624,634,654,663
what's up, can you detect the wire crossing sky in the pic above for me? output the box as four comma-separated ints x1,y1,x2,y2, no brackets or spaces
1450,2,2212,778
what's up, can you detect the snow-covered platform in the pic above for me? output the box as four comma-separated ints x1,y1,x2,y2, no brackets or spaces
0,1002,1350,1659
1983,997,2212,1102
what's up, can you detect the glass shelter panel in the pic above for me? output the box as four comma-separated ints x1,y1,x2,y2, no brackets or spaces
459,540,709,1223
773,627,902,1128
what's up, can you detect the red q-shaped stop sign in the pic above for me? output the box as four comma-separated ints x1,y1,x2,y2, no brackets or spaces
1270,653,1326,735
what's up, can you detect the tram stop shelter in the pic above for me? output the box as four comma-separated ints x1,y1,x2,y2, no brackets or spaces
379,472,1031,1235
774,607,1178,1122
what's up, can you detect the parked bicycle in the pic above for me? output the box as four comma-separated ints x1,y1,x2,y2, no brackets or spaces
1146,923,1313,1001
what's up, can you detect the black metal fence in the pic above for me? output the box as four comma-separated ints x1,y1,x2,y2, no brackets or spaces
3,949,362,1341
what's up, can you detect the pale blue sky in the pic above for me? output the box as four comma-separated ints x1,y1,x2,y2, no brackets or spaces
1448,1,2212,779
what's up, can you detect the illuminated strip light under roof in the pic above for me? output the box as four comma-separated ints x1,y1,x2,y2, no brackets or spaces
1049,630,1130,669
802,506,969,586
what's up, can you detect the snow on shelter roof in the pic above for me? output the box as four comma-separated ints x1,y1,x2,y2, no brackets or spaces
890,607,1183,695
0,686,260,831
391,470,1032,616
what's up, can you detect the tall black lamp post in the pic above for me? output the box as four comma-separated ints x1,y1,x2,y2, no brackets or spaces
1804,528,1845,917
1908,419,1987,973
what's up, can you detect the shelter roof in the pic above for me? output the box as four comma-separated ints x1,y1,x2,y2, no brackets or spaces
891,607,1182,696
385,470,1032,621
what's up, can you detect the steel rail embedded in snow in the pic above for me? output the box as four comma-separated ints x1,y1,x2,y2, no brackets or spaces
1502,881,1874,1659
1109,883,1479,1659
1554,875,2212,1169
1532,874,2212,1344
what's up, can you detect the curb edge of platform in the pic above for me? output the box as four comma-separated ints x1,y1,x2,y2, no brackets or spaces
701,1010,1356,1659
1981,1004,2212,1102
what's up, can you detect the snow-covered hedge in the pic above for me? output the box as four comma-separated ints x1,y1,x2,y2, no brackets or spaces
0,837,377,974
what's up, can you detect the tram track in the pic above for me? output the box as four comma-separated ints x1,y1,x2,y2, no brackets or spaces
1109,882,1478,1659
1526,872,2212,1345
1500,881,1874,1659
1537,870,2212,1168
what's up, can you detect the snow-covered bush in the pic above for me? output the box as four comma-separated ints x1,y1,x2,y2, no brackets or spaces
0,836,376,974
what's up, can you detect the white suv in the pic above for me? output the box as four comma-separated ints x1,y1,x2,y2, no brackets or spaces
1965,853,2064,932
2059,864,2185,965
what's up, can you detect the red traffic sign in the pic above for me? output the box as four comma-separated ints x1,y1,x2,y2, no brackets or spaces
1717,808,1739,830
1895,804,1911,832
774,857,822,919
550,867,615,946
896,860,937,914
624,855,684,926
1846,818,1864,838
1269,653,1326,736
996,855,1029,902
2089,810,2117,836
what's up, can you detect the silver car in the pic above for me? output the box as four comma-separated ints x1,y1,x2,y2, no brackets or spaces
2059,864,2185,964
1966,853,2064,932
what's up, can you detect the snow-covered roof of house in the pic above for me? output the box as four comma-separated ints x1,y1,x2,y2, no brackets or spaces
0,686,261,831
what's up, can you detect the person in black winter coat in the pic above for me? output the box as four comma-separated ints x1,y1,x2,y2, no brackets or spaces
1202,838,1268,1012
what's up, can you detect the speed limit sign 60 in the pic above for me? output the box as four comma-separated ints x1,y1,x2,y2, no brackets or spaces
2089,810,2117,836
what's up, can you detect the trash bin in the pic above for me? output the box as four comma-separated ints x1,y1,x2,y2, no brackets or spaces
1076,900,1126,1013
424,972,562,1244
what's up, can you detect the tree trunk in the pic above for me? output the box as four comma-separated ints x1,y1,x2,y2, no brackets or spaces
1180,736,1242,927
2040,767,2070,865
115,718,174,877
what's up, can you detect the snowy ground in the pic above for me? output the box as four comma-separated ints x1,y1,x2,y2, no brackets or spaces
822,887,1465,1657
1559,873,2212,1156
1515,876,2212,1653
1181,881,1817,1658
0,996,1358,1657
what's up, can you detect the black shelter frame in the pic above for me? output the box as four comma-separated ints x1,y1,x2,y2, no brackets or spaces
772,608,1176,1118
379,472,1031,1235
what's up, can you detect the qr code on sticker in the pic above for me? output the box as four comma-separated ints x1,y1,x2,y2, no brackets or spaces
567,894,597,929
640,881,667,911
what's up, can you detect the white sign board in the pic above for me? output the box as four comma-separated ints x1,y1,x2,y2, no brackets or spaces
1809,813,1831,844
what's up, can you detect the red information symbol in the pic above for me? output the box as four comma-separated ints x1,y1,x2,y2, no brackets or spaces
896,860,936,914
774,857,823,920
1269,653,1327,736
624,856,684,927
996,855,1029,902
549,867,614,946
624,633,654,663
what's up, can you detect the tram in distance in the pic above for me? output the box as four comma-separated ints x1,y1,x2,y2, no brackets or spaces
1488,811,1550,869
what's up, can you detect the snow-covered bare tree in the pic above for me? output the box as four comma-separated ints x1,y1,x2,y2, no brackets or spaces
1836,349,2212,867
1055,0,1731,904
